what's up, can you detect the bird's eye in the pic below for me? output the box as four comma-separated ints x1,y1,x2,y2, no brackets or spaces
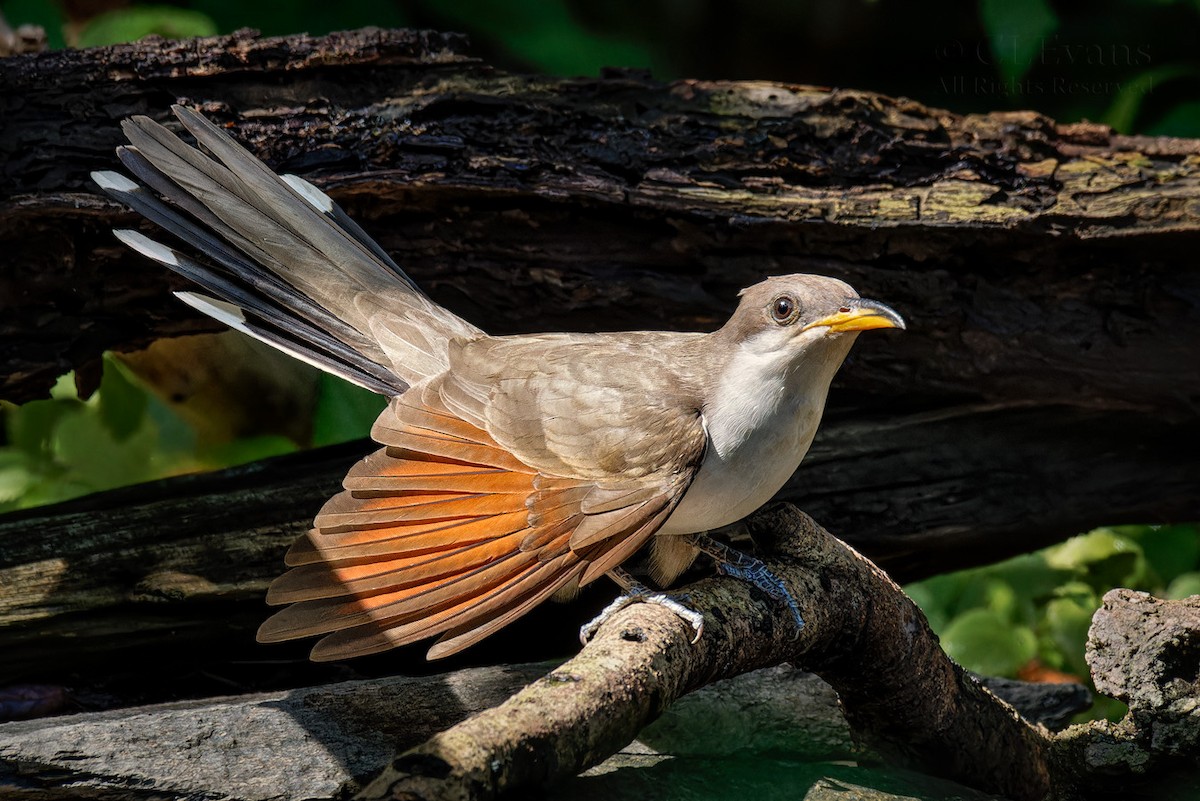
770,295,798,324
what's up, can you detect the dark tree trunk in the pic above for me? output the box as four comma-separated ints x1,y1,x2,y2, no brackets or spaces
1,26,1197,701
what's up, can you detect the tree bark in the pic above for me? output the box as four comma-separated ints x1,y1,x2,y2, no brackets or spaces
2,401,1193,685
353,509,1200,801
1,25,1199,686
0,660,1088,801
0,507,1108,801
3,27,1199,415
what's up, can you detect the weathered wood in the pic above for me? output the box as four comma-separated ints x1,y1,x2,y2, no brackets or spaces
0,627,1089,800
0,662,1068,801
350,510,1198,801
2,402,1193,685
1050,590,1200,790
355,507,1055,801
0,663,549,800
3,27,1199,416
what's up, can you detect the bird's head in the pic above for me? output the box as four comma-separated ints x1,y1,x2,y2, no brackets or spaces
719,274,905,377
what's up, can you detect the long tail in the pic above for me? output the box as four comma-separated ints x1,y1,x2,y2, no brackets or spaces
92,105,481,394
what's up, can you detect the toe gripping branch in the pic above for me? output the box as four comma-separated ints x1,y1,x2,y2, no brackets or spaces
579,568,705,645
688,532,806,632
580,531,806,648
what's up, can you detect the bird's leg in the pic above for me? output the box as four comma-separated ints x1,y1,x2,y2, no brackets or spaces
578,568,705,645
687,532,805,632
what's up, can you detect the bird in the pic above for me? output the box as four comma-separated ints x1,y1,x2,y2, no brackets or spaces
92,105,905,661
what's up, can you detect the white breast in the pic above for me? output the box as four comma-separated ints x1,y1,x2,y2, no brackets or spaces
657,333,846,536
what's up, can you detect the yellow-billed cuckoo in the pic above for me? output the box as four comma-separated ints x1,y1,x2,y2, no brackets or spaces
92,106,904,661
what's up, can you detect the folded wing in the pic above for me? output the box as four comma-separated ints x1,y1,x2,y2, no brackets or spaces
258,381,704,660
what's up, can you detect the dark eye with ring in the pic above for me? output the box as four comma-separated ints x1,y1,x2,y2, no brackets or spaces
770,295,798,324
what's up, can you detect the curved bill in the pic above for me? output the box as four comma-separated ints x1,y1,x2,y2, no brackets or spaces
804,298,906,334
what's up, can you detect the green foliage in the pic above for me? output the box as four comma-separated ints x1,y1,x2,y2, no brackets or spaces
311,373,388,448
907,523,1200,721
0,357,308,512
0,0,65,48
0,354,388,511
76,6,217,47
421,0,653,77
941,608,1038,677
979,0,1059,83
0,359,193,512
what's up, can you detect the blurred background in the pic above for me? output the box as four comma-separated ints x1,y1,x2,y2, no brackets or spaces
2,0,1199,721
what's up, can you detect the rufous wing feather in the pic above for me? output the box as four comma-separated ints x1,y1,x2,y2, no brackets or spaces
257,394,688,660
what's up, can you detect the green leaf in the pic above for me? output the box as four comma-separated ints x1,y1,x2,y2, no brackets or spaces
986,552,1075,601
0,0,66,49
97,357,148,442
978,0,1058,84
52,405,159,491
76,6,218,47
1166,572,1200,600
311,374,386,447
1102,66,1200,134
202,435,298,468
1046,529,1144,588
0,450,33,503
6,397,81,460
940,608,1037,677
958,577,1018,622
424,0,653,77
1145,99,1200,138
1134,524,1200,587
1044,596,1096,677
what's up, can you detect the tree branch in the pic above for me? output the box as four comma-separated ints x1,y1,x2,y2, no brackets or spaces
357,506,1053,801
4,506,1190,801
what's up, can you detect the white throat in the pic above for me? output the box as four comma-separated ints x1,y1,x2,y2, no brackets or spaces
659,331,854,536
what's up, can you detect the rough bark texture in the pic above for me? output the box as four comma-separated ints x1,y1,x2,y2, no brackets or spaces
3,28,1200,415
356,506,1054,801
4,402,1192,684
0,439,365,684
0,510,1190,801
0,663,1088,801
0,664,550,800
1048,591,1200,796
355,512,1200,801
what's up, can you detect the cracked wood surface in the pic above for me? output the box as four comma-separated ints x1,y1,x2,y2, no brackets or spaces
2,28,1199,415
0,26,1198,689
1,402,1194,685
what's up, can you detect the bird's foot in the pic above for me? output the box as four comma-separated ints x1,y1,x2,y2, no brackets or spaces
688,533,805,633
579,569,705,645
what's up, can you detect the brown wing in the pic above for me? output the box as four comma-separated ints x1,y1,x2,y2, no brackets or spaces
258,356,705,660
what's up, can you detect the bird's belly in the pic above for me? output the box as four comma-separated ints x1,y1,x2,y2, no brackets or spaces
657,410,819,536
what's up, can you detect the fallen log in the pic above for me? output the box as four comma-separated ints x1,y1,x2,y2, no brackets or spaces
2,30,1197,581
1,30,1198,787
2,401,1192,685
354,508,1198,801
3,28,1199,418
6,507,1189,801
0,661,1084,801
